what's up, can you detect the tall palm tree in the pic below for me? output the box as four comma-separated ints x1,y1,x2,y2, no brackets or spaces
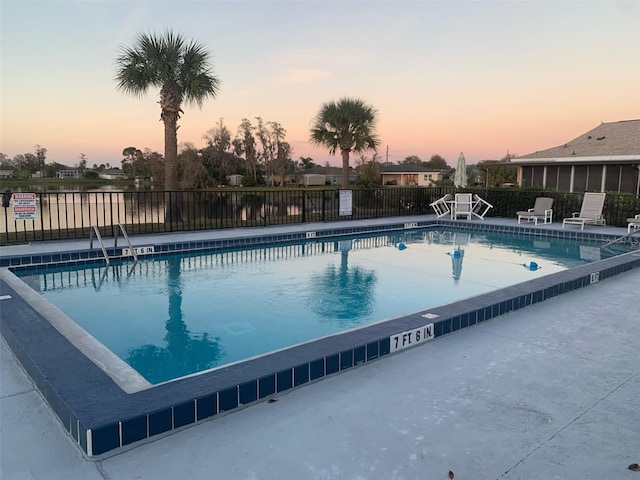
309,97,380,188
115,30,220,219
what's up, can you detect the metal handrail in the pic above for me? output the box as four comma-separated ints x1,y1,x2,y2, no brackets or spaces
89,225,110,265
602,229,640,248
114,223,137,261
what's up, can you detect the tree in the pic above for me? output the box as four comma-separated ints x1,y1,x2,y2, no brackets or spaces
115,30,220,218
121,147,142,178
297,156,317,170
261,120,291,187
202,117,237,183
310,97,380,188
77,153,88,177
479,159,517,187
141,148,165,182
233,118,259,184
425,154,448,169
400,155,423,166
34,145,47,176
355,153,382,187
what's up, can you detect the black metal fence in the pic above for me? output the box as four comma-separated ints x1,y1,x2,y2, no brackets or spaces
1,187,639,245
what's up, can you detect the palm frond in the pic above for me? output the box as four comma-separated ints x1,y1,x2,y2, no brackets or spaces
114,29,220,108
309,97,379,155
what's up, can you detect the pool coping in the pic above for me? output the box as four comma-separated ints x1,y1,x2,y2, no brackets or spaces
1,218,639,458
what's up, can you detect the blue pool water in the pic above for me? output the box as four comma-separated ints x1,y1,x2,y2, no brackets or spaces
15,228,633,384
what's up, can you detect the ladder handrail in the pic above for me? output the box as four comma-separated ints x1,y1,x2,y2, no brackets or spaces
602,229,640,248
114,223,138,261
89,225,110,265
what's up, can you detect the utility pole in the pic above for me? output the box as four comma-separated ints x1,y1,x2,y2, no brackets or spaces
386,145,389,166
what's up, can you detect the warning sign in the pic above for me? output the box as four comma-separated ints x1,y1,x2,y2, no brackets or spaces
12,193,37,220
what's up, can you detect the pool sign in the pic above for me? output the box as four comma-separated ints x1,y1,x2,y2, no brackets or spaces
389,323,435,353
12,193,37,220
339,190,353,216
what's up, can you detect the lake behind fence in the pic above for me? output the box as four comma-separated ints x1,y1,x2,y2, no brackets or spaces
1,187,638,245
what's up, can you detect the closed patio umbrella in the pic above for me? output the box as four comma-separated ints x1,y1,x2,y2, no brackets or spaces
454,152,467,188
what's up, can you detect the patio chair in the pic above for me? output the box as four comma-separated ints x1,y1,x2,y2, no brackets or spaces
517,197,554,225
452,193,473,220
628,214,640,233
429,194,452,218
562,192,606,230
472,194,493,220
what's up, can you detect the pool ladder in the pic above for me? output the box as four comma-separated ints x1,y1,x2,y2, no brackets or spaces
602,229,640,248
89,223,138,265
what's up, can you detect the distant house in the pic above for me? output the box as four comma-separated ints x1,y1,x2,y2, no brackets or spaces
300,174,325,186
0,168,15,178
227,174,243,186
298,166,356,186
380,165,445,186
510,119,640,195
98,168,126,180
56,170,80,179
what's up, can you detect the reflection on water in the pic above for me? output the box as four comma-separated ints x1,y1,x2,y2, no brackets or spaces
127,257,225,384
4,184,152,193
307,245,377,326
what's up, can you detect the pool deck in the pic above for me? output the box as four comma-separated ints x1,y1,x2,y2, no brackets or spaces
1,216,639,479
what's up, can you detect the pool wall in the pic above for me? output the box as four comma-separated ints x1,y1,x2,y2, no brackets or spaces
1,219,639,458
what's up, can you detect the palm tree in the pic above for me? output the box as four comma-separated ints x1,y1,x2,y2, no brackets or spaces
309,97,380,188
115,30,220,219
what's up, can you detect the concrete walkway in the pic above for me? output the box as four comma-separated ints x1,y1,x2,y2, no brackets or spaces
2,264,639,479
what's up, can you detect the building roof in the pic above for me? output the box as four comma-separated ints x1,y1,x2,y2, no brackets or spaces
302,166,353,176
515,119,640,162
380,165,441,173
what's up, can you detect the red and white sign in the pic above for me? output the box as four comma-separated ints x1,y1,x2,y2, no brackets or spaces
12,193,37,220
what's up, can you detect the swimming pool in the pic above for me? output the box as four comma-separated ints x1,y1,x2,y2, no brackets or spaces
1,217,639,458
12,228,633,385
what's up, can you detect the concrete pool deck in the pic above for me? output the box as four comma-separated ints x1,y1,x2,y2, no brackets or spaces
1,216,639,479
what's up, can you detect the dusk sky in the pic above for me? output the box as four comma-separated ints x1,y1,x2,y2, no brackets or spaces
1,0,639,168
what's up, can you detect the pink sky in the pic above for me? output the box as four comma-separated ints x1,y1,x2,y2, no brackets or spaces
1,1,638,168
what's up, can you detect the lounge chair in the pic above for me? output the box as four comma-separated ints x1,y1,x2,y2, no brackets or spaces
517,197,554,225
452,193,473,220
562,192,606,230
430,194,452,218
472,194,493,219
628,214,640,233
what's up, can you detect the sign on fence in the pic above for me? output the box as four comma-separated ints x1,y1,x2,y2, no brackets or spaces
12,193,37,221
339,190,353,216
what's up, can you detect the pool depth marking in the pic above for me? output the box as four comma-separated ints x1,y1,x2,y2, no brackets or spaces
123,246,155,256
390,323,435,353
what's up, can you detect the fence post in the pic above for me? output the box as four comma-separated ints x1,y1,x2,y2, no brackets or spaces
38,192,45,241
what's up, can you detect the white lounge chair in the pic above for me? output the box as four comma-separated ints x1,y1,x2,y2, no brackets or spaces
517,197,554,225
452,193,473,220
628,214,640,233
472,194,493,220
430,194,452,218
562,192,606,230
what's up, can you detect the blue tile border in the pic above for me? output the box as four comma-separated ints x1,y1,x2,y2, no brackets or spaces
3,219,636,269
1,221,639,459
